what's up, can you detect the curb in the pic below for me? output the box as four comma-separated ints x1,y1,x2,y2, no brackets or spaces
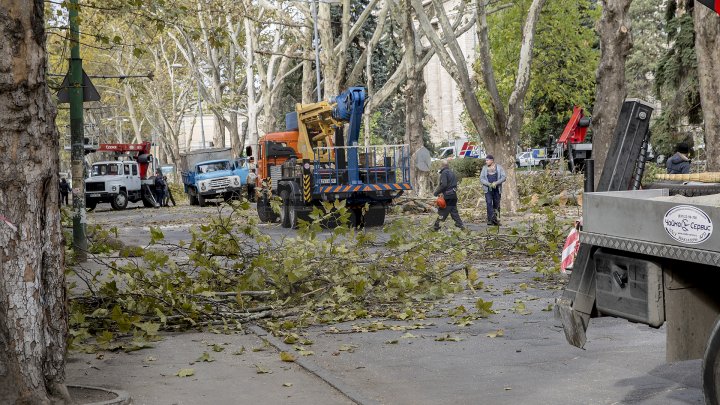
247,324,381,405
67,385,131,405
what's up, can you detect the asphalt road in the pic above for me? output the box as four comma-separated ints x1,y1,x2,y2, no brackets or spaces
72,200,705,405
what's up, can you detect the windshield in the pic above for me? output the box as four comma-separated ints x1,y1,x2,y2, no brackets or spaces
198,161,230,173
92,163,121,176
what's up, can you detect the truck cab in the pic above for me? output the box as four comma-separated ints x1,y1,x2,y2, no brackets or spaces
182,158,243,206
85,161,149,210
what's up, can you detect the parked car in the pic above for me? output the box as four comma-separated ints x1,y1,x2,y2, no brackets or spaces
516,151,548,168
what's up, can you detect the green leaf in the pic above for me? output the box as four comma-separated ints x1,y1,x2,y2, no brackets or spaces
197,352,215,362
486,329,505,338
176,368,195,377
280,352,296,362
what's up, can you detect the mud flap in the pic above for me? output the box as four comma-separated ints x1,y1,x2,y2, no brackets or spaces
556,243,597,349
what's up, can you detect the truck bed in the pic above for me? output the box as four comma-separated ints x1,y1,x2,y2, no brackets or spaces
581,189,720,266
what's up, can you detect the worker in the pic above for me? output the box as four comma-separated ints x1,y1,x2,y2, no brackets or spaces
480,155,506,226
248,156,256,171
59,178,71,206
163,175,176,207
433,160,464,231
413,145,432,197
666,142,691,174
246,169,257,202
154,170,166,208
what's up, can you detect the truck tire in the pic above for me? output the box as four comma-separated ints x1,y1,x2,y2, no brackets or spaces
257,193,277,223
279,190,291,228
86,200,97,212
198,194,207,207
703,316,720,405
645,181,720,197
110,191,128,210
364,206,386,227
142,197,155,208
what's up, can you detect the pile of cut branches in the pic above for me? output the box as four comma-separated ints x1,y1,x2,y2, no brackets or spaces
66,201,571,351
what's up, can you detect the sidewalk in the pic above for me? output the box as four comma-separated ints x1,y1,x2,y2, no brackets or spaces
66,331,353,405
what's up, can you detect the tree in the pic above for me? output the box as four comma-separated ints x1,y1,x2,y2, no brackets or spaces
651,0,701,157
0,1,68,403
589,0,633,187
522,0,599,147
694,3,720,170
413,0,547,212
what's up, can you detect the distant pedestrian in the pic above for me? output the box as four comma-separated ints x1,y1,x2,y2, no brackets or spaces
433,160,464,231
59,178,71,206
666,142,691,174
246,169,257,202
480,155,506,226
154,171,166,208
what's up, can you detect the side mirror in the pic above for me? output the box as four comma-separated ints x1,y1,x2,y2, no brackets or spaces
245,145,253,157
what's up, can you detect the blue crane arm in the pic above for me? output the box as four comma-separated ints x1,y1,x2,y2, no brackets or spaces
332,87,366,146
331,87,366,184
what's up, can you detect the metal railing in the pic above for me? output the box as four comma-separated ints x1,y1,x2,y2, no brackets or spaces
312,144,411,187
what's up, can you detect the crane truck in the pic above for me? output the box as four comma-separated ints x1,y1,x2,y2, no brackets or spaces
83,142,160,211
254,87,411,228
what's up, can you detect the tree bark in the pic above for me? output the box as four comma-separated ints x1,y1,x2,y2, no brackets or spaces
403,0,427,193
0,1,67,403
694,5,720,171
590,0,633,187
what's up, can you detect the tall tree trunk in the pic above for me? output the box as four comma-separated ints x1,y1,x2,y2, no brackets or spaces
245,18,259,156
591,0,633,186
694,5,720,171
302,59,315,103
403,0,426,193
0,1,67,403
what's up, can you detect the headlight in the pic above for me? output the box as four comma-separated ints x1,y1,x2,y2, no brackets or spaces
233,177,240,186
200,182,207,191
112,186,117,191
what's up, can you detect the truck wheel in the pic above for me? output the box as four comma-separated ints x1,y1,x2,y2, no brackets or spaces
86,200,97,212
279,191,291,228
110,191,128,210
142,197,155,208
198,194,207,207
703,316,720,405
364,206,386,227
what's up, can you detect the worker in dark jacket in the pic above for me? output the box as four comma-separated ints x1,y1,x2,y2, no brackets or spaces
433,160,464,231
59,178,71,206
154,170,166,208
666,142,691,174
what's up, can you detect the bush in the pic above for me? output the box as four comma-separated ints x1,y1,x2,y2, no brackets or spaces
430,158,485,181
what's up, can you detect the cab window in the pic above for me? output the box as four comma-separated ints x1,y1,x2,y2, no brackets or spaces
132,165,138,176
124,164,131,175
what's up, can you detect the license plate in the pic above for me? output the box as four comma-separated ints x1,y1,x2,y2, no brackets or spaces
90,194,101,198
320,179,336,184
215,189,227,193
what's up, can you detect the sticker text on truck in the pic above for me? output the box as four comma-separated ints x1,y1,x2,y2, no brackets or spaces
663,205,713,245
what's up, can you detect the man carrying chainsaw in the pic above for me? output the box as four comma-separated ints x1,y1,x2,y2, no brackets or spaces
433,160,465,231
